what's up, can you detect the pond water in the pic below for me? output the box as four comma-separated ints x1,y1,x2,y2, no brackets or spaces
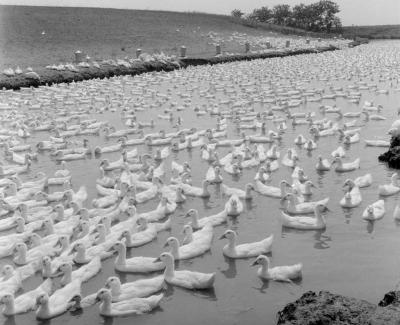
1,40,400,325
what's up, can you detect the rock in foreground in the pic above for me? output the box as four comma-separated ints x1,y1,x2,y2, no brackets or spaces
378,135,400,168
277,290,400,325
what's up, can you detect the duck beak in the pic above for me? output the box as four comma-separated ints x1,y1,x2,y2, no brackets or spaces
218,234,226,240
250,260,259,267
94,296,101,303
104,283,110,289
162,242,169,248
153,257,161,263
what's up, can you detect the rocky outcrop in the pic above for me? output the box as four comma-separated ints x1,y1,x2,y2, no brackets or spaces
378,135,400,168
277,290,400,325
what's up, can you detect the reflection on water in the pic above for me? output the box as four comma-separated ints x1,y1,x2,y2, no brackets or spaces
219,256,237,279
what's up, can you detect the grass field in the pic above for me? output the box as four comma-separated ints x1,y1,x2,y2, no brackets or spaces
0,5,311,71
343,25,400,39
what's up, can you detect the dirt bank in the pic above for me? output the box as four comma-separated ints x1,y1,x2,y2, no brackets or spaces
0,45,338,91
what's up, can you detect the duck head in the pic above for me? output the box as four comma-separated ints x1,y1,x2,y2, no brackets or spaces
251,255,270,267
1,265,15,280
219,229,236,241
95,289,112,304
136,217,148,231
104,276,122,296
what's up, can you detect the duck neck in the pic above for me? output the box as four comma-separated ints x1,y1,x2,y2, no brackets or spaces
227,236,236,252
191,213,200,229
164,258,175,280
122,232,132,246
202,182,209,196
2,298,14,315
99,297,112,315
61,267,72,285
75,248,86,263
61,239,70,254
116,246,126,265
280,182,287,196
56,208,64,222
42,262,52,278
36,300,50,318
15,221,25,233
44,222,54,236
169,241,180,259
259,263,269,277
176,190,184,201
110,283,121,296
314,208,324,223
15,248,27,264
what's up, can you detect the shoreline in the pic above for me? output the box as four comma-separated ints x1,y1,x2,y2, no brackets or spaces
0,45,340,91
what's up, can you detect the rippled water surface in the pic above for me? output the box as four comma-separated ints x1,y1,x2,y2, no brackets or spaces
1,40,400,325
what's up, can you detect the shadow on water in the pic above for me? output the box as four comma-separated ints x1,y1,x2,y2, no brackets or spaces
281,227,331,249
219,256,237,279
313,229,331,249
3,316,16,325
366,219,375,234
252,279,270,293
342,207,353,224
244,199,255,211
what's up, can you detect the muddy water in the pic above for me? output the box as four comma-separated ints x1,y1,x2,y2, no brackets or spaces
1,41,400,325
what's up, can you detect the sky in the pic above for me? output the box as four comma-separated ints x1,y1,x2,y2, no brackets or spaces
0,0,399,26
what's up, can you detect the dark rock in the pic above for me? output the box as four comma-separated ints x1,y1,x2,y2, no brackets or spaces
379,135,400,168
277,290,400,325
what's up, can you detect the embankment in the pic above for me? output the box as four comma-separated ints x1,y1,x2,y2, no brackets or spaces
0,45,338,90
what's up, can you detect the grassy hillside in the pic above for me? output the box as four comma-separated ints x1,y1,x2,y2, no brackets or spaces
0,5,309,70
343,25,400,39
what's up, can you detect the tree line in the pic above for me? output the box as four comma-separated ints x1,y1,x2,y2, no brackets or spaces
231,0,342,33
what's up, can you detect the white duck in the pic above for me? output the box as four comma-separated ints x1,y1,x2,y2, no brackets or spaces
219,230,273,258
205,166,223,184
0,279,53,315
180,180,210,198
164,227,213,260
224,194,244,216
154,252,215,289
35,279,81,320
315,155,331,171
332,157,360,172
340,179,362,208
120,217,171,247
331,146,346,158
255,180,291,198
362,200,385,221
185,208,228,229
221,183,254,200
378,173,400,196
112,241,164,273
279,203,326,230
281,193,329,215
251,255,302,282
93,288,163,316
354,174,373,188
81,275,165,307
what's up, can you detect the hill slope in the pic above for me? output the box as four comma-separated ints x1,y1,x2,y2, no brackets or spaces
0,5,303,70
